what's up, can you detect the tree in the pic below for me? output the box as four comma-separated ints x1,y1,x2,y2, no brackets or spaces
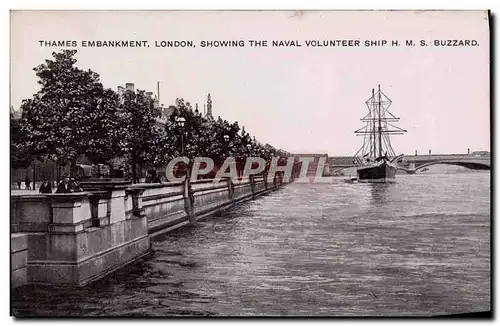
165,99,210,159
84,88,123,166
10,112,31,169
119,89,169,182
18,50,122,175
162,96,296,180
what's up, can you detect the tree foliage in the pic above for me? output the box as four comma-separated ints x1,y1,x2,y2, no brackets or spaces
12,49,291,181
17,50,122,167
164,98,291,176
119,89,169,181
10,112,31,169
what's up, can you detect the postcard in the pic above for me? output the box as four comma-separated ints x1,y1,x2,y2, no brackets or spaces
10,10,490,317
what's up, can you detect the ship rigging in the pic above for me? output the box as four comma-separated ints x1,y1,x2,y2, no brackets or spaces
354,85,406,164
353,85,406,183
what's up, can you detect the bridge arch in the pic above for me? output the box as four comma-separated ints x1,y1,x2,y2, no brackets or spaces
413,160,490,173
330,160,490,175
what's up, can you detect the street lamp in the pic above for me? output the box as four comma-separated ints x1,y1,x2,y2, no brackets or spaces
223,134,230,156
260,148,266,163
261,149,268,178
175,116,186,155
175,116,186,128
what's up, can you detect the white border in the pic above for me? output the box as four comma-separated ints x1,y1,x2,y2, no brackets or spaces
2,1,496,325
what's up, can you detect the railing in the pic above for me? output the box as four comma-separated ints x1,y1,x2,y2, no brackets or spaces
11,174,287,236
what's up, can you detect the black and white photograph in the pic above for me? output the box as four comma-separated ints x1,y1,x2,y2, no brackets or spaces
9,9,491,317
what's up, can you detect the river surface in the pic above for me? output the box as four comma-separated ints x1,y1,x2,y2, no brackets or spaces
12,172,490,317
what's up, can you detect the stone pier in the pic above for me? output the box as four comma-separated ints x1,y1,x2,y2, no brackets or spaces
10,181,150,287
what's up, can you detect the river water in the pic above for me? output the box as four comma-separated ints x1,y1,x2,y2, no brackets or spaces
12,172,490,317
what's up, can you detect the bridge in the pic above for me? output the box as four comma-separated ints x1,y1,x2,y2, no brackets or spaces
292,154,330,178
328,153,491,174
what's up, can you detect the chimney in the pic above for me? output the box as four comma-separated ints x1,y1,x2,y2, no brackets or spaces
125,83,135,92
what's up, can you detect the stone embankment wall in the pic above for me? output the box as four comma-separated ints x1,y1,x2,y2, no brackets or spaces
10,174,286,287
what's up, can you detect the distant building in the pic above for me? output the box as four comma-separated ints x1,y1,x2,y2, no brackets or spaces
471,150,490,157
206,93,213,120
125,83,135,92
116,82,171,128
155,106,176,128
117,86,125,100
10,106,22,119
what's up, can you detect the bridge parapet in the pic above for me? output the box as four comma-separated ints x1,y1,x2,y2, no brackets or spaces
328,154,490,164
327,154,490,174
404,154,490,162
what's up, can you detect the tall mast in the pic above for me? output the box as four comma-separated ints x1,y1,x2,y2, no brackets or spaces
371,88,375,157
377,84,383,158
354,85,406,161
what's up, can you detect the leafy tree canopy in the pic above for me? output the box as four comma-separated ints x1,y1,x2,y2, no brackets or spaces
18,50,122,166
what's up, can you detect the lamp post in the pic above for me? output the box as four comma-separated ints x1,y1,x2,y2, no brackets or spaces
261,149,268,180
223,134,230,157
175,116,186,155
246,144,253,180
174,115,195,224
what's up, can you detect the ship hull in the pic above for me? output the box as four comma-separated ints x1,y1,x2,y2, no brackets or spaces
356,160,397,183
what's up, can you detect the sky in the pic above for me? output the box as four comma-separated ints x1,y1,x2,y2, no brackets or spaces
10,10,490,156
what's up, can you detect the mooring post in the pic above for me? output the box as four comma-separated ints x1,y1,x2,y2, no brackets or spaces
126,187,146,218
249,175,256,195
183,167,196,225
88,191,110,227
227,177,235,200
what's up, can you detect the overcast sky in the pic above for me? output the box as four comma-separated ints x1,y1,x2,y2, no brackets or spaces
10,10,489,156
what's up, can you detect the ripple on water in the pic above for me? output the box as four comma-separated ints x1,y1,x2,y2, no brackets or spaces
11,173,490,316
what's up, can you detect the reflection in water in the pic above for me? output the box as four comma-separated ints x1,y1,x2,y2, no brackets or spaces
11,173,490,316
369,183,394,205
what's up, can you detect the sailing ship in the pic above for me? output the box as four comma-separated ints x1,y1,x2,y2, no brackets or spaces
353,85,406,183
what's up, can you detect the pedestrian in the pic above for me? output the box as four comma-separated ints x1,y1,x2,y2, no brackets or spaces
71,176,83,192
39,178,53,194
17,179,21,190
55,175,72,193
152,174,162,184
24,176,31,190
